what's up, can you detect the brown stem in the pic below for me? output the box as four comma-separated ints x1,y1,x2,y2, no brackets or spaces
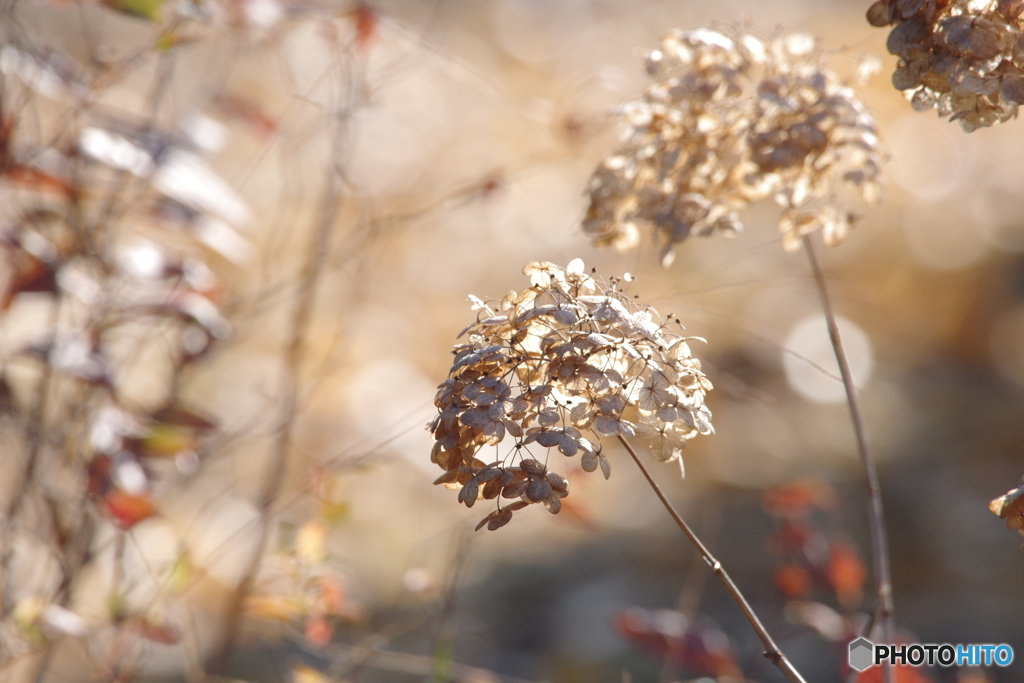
802,235,894,682
206,61,354,675
0,293,63,616
27,512,95,683
326,643,539,683
616,435,808,683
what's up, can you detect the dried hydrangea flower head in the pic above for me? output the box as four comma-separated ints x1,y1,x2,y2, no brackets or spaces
868,0,1024,131
584,28,883,262
429,259,713,530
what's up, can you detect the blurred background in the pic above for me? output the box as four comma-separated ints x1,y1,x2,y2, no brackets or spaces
1,0,1024,682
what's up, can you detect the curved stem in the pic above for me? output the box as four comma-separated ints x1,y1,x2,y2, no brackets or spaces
617,435,808,683
802,235,894,682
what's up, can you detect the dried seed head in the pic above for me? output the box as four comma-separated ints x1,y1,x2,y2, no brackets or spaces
583,28,883,260
429,260,714,530
868,0,1024,131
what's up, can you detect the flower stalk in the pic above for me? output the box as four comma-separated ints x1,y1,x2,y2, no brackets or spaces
617,435,808,683
803,234,893,683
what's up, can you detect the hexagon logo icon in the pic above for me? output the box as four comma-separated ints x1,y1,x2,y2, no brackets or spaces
849,637,874,672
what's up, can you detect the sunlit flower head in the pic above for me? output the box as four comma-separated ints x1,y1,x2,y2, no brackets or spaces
869,0,1024,132
584,28,883,262
428,259,713,530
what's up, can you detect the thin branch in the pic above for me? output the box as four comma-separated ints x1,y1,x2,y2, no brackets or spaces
322,643,539,683
0,293,62,616
428,530,471,683
616,435,808,683
206,53,354,676
802,234,894,682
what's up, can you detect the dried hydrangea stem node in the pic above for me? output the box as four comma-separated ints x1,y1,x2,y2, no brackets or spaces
802,236,894,672
616,435,808,683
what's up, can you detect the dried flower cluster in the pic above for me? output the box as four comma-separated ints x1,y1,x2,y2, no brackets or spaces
868,0,1024,131
584,28,883,262
429,260,714,530
989,482,1024,535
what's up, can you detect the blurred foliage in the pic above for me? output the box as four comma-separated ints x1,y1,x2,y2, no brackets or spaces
0,1,1023,683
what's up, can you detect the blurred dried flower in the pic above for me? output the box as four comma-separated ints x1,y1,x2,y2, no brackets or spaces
868,0,1024,131
989,482,1024,535
428,259,713,530
584,28,883,261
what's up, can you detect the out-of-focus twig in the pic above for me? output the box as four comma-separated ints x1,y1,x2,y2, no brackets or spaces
332,644,538,683
0,294,62,616
207,45,357,676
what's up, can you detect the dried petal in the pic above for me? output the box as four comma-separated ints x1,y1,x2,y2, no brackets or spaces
520,459,546,475
526,477,553,502
543,495,562,514
501,480,528,499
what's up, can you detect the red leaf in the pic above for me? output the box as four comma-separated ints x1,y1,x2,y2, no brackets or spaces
763,479,837,517
103,489,157,530
351,3,379,53
774,563,812,600
827,542,866,609
304,615,333,647
124,615,181,644
615,608,743,679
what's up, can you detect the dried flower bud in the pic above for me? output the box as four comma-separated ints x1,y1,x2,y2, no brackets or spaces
869,0,1024,131
583,28,883,260
429,260,714,529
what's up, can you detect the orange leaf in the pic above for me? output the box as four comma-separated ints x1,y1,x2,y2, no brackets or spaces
315,574,346,615
351,2,379,53
243,594,301,623
103,489,157,530
303,615,333,647
855,664,934,683
214,95,279,140
4,165,74,196
763,479,837,517
827,542,866,609
774,563,812,600
124,615,181,644
2,249,56,310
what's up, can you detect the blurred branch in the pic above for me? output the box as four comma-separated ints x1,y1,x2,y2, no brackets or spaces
427,529,471,683
802,235,894,680
88,47,177,257
0,293,63,616
617,435,808,683
332,645,538,683
207,46,357,675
